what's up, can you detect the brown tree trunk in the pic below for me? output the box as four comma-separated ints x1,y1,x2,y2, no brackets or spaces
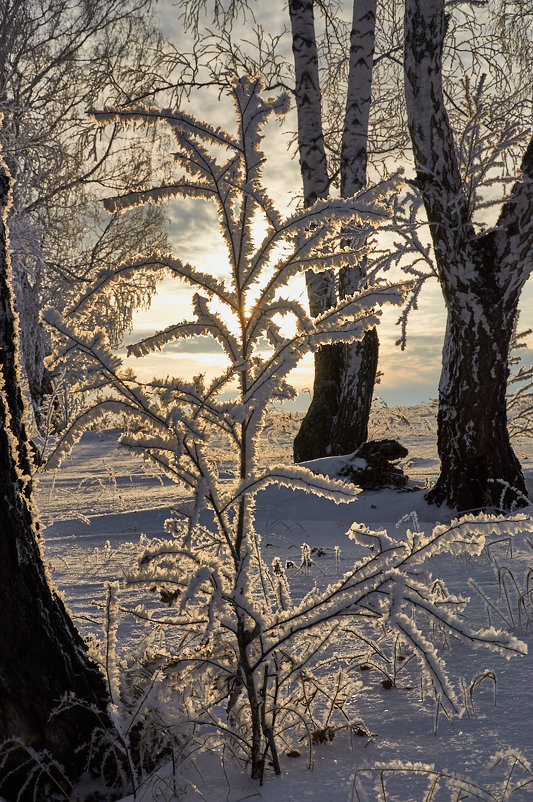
0,165,110,801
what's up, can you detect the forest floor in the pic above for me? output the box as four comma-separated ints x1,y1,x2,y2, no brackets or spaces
37,403,533,802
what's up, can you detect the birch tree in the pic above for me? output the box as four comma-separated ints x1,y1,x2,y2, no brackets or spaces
403,0,533,511
289,0,382,461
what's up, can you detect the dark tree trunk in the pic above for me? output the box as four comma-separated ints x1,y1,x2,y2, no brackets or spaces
294,343,341,461
0,165,110,801
404,0,531,511
294,329,379,463
330,328,379,453
426,260,526,510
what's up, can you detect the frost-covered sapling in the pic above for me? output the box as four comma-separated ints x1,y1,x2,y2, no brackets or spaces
45,73,404,778
45,77,527,785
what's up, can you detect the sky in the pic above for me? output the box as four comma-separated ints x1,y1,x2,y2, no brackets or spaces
122,0,533,409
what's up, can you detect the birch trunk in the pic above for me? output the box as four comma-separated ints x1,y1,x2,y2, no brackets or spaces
291,0,379,461
0,164,109,801
404,0,530,510
290,0,340,461
331,0,378,453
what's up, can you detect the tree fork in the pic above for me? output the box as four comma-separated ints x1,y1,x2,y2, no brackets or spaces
404,0,531,512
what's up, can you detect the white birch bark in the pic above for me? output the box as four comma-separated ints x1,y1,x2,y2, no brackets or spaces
289,0,337,318
330,0,378,453
290,0,338,462
341,0,377,199
288,0,330,205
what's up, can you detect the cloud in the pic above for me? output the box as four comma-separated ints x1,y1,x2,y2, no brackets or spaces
165,199,228,272
123,349,232,384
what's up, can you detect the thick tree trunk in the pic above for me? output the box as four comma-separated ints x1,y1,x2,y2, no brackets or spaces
404,0,530,511
427,277,526,510
0,165,110,801
291,0,379,461
294,342,340,461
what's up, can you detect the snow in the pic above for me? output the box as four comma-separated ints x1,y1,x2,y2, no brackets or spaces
36,405,533,801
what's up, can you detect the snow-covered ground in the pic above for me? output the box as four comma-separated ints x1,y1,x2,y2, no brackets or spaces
37,405,533,801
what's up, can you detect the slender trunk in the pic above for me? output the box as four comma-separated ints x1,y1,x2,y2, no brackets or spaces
404,0,529,511
289,0,341,461
329,0,379,454
291,0,380,461
236,619,263,779
0,163,110,801
340,0,376,199
235,501,264,778
236,394,263,777
288,0,329,207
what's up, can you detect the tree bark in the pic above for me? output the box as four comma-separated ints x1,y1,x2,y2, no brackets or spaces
289,0,341,462
0,164,110,801
330,327,378,454
427,254,525,510
290,0,379,462
404,0,530,511
329,0,379,454
294,342,340,461
14,268,54,424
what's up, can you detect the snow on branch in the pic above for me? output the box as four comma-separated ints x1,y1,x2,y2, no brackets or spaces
219,464,360,512
89,104,240,152
246,177,403,289
102,181,216,214
65,253,237,318
45,397,143,470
